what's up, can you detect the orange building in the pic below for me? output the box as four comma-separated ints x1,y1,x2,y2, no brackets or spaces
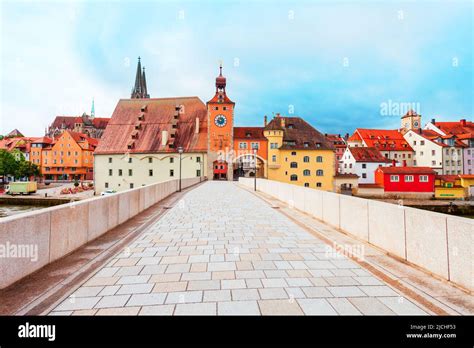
31,130,97,181
233,125,268,178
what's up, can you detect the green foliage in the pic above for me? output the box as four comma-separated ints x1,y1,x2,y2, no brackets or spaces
0,150,18,178
15,160,40,179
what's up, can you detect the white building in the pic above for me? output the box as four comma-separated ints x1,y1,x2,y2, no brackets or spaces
340,147,391,184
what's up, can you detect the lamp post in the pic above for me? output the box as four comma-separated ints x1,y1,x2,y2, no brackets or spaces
178,146,183,192
253,148,257,191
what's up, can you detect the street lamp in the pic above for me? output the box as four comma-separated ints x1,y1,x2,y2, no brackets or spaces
199,155,204,182
178,146,183,192
253,148,257,191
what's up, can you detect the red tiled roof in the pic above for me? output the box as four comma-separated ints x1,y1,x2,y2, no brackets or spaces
348,147,391,163
31,136,53,144
433,120,474,136
325,134,346,148
264,116,334,150
95,97,208,155
378,166,436,175
334,173,359,178
50,116,110,129
435,175,459,183
355,129,413,151
459,174,474,179
234,127,266,140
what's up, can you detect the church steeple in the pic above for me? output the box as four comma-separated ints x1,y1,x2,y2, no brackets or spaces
142,67,149,98
131,57,150,99
91,98,95,118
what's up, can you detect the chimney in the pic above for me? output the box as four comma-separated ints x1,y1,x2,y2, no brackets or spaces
460,119,466,126
418,127,422,134
264,115,267,126
161,130,168,146
431,118,436,124
280,117,285,128
195,117,199,134
324,133,328,137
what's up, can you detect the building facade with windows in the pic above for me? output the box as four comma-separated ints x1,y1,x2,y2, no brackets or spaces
347,128,414,166
233,126,268,178
36,131,97,181
374,166,436,194
340,147,390,184
425,119,474,175
264,115,335,190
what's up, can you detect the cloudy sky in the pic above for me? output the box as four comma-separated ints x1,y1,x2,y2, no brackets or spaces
1,0,472,136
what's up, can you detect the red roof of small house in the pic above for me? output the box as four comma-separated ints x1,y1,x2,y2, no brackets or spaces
378,166,436,175
436,175,459,183
348,147,391,163
334,173,359,178
264,116,334,150
459,174,474,179
95,97,208,155
234,127,266,140
354,129,413,151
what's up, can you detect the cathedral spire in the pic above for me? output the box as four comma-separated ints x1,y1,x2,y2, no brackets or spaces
91,98,95,118
131,56,149,98
142,67,149,98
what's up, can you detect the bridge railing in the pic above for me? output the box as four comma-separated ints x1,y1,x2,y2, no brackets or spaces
239,177,473,293
0,177,201,289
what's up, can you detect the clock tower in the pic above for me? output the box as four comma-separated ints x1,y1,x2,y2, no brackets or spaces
400,109,421,134
207,64,235,180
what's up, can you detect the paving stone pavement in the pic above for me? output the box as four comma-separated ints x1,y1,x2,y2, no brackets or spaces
49,181,428,316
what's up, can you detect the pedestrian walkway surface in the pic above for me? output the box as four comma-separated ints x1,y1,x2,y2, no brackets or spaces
49,181,428,315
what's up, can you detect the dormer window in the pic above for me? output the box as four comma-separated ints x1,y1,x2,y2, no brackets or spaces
315,143,321,148
141,105,147,112
138,113,145,121
303,142,310,148
246,132,252,138
288,124,295,129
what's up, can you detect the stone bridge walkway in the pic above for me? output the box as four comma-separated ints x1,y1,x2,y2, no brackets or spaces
48,181,431,315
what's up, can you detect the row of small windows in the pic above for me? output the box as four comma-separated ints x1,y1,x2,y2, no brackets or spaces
104,170,202,189
286,169,324,177
108,169,202,178
390,175,429,183
108,157,201,164
271,156,324,163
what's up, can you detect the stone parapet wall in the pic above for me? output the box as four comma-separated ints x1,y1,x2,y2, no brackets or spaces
239,177,473,292
0,177,201,289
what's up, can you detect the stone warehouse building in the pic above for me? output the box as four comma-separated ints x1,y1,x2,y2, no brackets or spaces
93,96,208,193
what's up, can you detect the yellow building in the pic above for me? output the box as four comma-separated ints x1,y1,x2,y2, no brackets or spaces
264,115,335,190
434,175,474,200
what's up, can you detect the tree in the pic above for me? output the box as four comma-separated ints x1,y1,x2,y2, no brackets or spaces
15,160,40,180
0,150,18,180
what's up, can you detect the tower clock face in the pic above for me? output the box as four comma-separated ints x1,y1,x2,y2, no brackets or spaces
214,114,227,127
413,121,419,127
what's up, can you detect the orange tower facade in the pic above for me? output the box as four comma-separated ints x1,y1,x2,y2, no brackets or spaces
206,65,235,180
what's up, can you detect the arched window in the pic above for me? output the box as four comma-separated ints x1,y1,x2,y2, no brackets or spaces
290,174,298,181
290,162,298,168
303,156,310,163
303,169,310,176
316,156,323,163
316,169,324,176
